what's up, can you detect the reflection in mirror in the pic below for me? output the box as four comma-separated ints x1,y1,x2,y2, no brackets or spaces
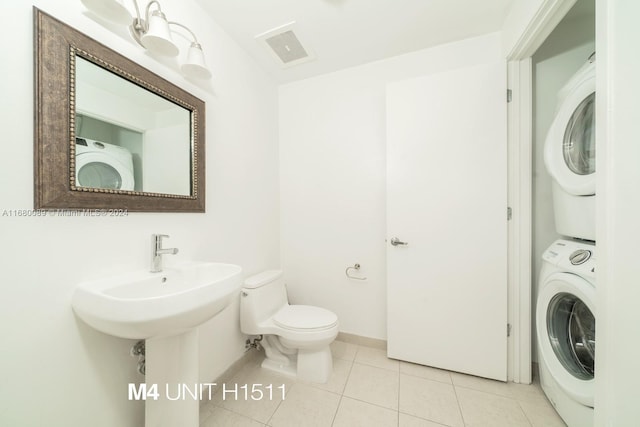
75,56,192,196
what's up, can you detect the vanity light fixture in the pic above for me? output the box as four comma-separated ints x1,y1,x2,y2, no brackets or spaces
80,0,212,79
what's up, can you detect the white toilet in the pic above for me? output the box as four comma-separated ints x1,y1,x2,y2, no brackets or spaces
240,270,339,383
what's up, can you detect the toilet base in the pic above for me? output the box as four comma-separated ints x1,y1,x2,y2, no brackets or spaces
297,347,333,383
259,336,333,383
261,357,297,378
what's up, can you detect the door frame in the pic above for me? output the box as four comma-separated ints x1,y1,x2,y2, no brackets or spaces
505,0,577,383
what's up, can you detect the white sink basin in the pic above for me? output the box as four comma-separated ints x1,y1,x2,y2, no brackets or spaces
72,262,242,339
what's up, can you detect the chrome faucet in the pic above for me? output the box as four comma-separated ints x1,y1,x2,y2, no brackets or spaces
151,234,179,273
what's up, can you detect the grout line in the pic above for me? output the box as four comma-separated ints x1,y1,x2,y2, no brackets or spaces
338,395,399,413
205,370,293,425
451,380,468,427
451,373,548,403
516,400,536,427
399,370,454,385
331,356,356,426
337,356,356,397
330,395,343,427
353,344,362,361
452,383,524,402
203,405,267,426
264,381,294,426
340,356,400,414
396,411,451,427
338,359,355,395
397,372,401,427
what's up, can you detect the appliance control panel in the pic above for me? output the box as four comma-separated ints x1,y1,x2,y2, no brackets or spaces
544,239,596,279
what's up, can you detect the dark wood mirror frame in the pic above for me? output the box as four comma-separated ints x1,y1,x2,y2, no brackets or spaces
34,8,205,212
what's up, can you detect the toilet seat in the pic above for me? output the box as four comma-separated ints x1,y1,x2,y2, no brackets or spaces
274,305,338,331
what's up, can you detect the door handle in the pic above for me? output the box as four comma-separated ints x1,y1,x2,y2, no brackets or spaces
390,237,408,246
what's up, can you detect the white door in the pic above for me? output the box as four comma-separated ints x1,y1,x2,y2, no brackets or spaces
386,61,508,381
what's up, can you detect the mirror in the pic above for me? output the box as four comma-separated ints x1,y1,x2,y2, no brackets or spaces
76,57,192,195
34,8,205,212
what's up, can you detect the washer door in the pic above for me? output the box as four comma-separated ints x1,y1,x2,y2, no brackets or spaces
544,64,596,196
537,272,595,406
76,153,135,191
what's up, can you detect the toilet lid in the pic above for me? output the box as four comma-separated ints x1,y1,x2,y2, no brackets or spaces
273,305,338,330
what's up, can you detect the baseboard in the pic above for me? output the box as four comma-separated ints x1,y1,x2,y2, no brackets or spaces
209,348,261,387
337,332,387,351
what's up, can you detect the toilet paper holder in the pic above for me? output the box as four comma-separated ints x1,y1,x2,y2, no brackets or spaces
345,263,367,281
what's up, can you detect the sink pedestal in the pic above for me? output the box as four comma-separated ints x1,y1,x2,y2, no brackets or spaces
145,329,199,427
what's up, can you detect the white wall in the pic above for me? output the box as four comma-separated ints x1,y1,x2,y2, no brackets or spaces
0,1,278,426
595,1,640,425
531,8,595,360
279,33,503,340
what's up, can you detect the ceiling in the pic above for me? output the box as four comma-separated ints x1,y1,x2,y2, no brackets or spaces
196,0,513,83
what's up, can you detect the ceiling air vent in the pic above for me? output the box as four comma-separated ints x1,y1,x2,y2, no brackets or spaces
255,22,316,68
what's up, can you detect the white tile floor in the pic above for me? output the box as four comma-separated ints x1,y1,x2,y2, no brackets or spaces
199,341,567,427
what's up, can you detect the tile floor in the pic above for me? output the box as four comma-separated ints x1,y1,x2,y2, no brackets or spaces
199,341,566,427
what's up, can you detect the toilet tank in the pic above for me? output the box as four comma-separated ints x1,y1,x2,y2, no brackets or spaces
240,270,288,334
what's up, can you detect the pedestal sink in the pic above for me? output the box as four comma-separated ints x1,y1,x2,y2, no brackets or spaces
72,261,242,427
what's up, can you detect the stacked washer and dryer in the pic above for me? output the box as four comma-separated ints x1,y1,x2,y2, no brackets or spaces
537,54,596,426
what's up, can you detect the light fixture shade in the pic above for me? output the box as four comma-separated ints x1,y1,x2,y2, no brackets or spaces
181,43,212,79
81,0,133,25
140,10,179,57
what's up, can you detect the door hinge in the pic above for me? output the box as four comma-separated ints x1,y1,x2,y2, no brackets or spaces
507,207,512,220
507,323,512,337
507,89,512,103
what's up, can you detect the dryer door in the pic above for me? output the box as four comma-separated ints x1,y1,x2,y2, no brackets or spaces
562,92,595,179
537,272,595,406
544,63,596,196
76,153,135,191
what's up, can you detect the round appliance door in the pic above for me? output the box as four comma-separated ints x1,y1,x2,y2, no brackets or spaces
76,153,135,191
544,64,596,196
537,272,595,406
